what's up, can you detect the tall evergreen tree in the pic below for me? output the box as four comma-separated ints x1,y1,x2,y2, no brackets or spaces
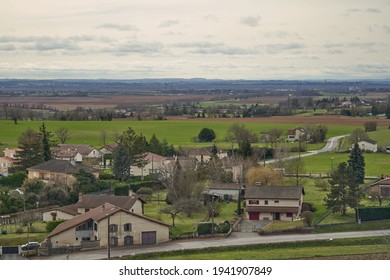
15,128,44,171
325,162,364,215
118,127,147,166
39,122,54,161
348,143,365,184
112,144,131,181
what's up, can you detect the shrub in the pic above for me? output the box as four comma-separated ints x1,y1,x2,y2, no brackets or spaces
216,221,231,233
99,170,115,180
46,220,66,233
301,211,314,227
197,222,216,235
136,187,154,201
301,202,317,212
197,128,216,142
15,227,24,234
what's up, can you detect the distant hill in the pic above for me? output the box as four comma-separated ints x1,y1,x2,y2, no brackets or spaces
0,78,389,96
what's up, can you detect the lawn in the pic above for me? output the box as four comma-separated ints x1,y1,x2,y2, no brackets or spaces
0,221,47,246
301,152,390,177
144,190,239,237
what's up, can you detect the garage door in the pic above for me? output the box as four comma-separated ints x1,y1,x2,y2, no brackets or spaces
248,212,260,221
142,231,156,245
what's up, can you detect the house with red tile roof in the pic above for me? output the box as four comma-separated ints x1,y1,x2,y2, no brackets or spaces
47,202,170,248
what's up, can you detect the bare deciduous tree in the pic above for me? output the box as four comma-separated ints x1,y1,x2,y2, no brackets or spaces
245,166,284,186
55,127,70,144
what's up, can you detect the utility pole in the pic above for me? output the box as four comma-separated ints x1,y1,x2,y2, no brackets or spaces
211,194,215,237
107,215,111,260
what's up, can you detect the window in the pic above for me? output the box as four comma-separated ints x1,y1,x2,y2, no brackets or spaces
381,186,390,196
110,224,118,233
94,223,98,231
124,223,132,232
264,200,268,205
274,200,279,203
286,213,293,217
248,200,259,205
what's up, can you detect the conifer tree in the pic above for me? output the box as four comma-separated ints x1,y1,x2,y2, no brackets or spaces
39,122,54,161
348,143,365,184
15,128,44,170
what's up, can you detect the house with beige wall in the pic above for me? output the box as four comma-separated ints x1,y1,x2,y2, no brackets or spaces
369,177,390,197
47,203,170,248
245,185,304,221
54,144,101,163
0,148,19,176
42,205,79,222
130,152,167,177
42,193,144,222
0,156,13,176
27,159,98,188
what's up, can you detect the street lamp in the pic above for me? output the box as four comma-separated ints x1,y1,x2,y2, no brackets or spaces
331,156,334,170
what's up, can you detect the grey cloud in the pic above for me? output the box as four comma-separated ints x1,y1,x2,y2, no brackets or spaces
159,20,179,28
328,49,344,54
173,41,259,55
347,8,362,13
174,41,305,55
0,44,16,51
0,35,115,53
323,43,344,49
355,64,390,74
240,16,261,27
345,8,382,14
34,38,79,51
366,8,382,13
105,41,165,56
384,25,390,33
264,43,305,54
347,42,376,50
97,23,138,31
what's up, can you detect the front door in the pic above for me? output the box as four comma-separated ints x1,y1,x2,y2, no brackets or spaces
248,212,260,221
273,213,281,220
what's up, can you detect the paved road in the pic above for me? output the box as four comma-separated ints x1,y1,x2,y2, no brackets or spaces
318,134,349,153
262,134,349,165
34,229,390,260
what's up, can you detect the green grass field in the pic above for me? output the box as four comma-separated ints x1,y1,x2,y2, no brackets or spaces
0,119,361,149
299,152,390,177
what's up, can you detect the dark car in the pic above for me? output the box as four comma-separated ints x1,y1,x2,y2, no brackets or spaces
21,242,40,251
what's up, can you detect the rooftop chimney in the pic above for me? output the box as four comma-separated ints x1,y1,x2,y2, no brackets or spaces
78,193,83,202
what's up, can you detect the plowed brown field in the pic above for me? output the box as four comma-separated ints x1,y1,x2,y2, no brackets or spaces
167,115,390,126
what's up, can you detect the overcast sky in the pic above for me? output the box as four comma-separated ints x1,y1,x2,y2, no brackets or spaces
1,0,390,80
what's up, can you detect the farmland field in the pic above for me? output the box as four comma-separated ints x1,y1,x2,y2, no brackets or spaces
2,115,388,148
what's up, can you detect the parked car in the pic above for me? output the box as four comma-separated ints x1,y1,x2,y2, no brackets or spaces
21,242,40,251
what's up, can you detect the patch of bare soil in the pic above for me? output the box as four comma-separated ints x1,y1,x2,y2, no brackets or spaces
167,115,390,126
